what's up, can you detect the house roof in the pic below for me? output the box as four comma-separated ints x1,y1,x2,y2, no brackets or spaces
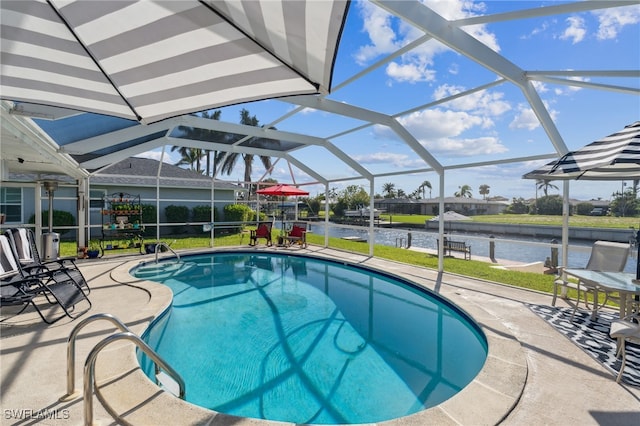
91,157,243,191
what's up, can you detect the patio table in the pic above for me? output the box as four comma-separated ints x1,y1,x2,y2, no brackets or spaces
564,269,640,320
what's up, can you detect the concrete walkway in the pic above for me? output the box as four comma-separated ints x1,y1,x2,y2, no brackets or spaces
1,247,639,425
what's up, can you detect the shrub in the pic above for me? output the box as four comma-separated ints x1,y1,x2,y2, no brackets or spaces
28,209,75,235
141,204,157,236
191,205,219,234
165,205,190,235
576,202,593,216
192,205,218,222
165,205,190,222
535,195,563,215
332,199,347,217
222,204,253,233
224,204,252,222
505,197,529,214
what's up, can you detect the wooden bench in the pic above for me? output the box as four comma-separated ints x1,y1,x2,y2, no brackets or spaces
438,238,471,260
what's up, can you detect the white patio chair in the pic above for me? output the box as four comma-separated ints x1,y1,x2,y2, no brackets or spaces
552,241,630,318
609,313,640,383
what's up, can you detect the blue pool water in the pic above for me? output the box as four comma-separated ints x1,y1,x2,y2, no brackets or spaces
133,252,487,424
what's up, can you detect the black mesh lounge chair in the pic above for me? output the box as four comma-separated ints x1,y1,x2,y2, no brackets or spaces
1,235,39,319
5,228,90,295
0,234,91,324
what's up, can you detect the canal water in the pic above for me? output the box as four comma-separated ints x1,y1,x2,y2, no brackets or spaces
305,224,637,274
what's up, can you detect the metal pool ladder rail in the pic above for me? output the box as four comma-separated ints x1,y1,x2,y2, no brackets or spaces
61,313,185,426
155,241,179,262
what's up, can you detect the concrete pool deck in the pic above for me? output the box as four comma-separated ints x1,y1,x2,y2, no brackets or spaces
1,246,639,425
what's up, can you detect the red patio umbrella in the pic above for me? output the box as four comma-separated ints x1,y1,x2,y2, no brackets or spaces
256,184,310,233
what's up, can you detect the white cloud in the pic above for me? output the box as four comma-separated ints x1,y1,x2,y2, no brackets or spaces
355,0,500,83
509,105,541,131
388,109,508,156
593,5,640,40
352,152,424,168
136,150,176,164
353,1,402,65
522,20,551,40
560,16,586,44
432,84,511,117
386,61,436,83
428,136,508,156
531,80,549,93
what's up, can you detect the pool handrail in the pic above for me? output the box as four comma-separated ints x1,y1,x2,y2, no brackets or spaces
155,241,179,263
60,313,186,426
83,331,186,426
61,313,133,401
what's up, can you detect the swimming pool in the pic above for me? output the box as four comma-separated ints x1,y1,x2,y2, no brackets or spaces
133,252,487,424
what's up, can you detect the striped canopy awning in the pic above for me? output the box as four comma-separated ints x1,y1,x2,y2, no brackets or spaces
523,121,640,181
0,0,348,124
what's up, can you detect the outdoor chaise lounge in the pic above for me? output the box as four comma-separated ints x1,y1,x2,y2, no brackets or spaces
1,235,40,320
552,240,630,319
249,222,273,247
5,228,90,296
0,234,91,324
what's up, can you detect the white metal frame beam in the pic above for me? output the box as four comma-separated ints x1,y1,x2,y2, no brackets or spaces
373,0,569,155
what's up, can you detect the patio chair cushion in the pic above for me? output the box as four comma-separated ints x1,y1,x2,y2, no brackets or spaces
256,224,269,236
289,226,305,238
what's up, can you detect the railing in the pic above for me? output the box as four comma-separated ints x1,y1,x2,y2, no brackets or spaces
155,241,179,263
61,313,185,426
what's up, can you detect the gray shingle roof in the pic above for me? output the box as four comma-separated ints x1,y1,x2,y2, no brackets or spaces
91,157,243,190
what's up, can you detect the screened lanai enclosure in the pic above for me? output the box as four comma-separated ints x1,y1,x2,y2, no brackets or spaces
1,0,638,271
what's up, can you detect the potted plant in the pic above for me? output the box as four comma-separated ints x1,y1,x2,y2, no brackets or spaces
87,241,100,259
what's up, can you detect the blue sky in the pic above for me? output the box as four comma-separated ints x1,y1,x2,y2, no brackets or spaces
140,1,639,202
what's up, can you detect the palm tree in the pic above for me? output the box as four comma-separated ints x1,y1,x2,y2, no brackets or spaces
217,108,273,185
174,148,205,173
172,110,226,176
479,184,490,200
536,179,558,196
418,180,432,199
454,184,472,198
171,145,191,168
382,182,396,198
199,110,223,176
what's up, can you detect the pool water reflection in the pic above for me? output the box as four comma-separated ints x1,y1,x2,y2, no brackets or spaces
134,252,487,424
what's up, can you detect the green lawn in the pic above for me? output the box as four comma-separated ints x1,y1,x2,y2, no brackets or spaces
60,216,624,307
382,213,639,229
62,231,562,297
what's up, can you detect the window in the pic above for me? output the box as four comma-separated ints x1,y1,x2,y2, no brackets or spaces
89,189,106,209
0,187,22,222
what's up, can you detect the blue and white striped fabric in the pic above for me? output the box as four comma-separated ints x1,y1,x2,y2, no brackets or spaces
0,0,348,124
523,121,640,180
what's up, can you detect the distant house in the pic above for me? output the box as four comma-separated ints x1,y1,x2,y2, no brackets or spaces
1,157,244,238
88,157,244,235
375,197,509,216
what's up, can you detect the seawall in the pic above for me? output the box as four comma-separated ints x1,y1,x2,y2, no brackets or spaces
422,221,636,243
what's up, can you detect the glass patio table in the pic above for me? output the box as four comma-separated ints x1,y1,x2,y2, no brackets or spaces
564,269,640,320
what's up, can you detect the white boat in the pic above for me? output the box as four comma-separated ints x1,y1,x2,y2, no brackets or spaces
344,207,381,219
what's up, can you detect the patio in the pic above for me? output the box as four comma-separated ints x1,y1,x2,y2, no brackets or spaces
0,3,638,422
1,247,639,425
